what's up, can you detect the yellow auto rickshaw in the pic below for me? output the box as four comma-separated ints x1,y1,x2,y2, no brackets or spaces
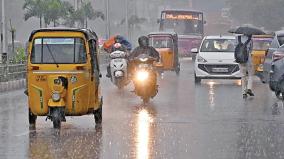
252,35,273,76
148,32,180,75
27,28,103,129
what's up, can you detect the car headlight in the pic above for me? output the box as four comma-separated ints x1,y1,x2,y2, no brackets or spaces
197,55,207,63
136,71,149,81
52,92,61,102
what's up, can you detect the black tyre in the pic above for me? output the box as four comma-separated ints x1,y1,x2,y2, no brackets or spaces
143,97,150,104
52,109,62,129
175,64,180,75
194,74,201,84
29,109,37,127
94,106,102,124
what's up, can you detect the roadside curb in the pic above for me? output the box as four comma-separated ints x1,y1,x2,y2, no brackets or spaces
0,79,26,92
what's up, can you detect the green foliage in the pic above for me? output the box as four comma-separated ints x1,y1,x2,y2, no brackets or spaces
12,47,26,64
228,0,284,30
64,1,104,28
23,0,104,28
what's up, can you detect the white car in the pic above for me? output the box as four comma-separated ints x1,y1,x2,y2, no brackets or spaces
192,35,242,83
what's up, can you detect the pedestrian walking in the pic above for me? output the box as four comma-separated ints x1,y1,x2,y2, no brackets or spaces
234,35,255,98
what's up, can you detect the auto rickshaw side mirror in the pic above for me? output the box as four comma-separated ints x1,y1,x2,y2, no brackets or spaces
191,48,199,53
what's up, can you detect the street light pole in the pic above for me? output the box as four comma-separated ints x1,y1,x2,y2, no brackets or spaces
105,0,110,39
1,0,7,64
125,0,129,40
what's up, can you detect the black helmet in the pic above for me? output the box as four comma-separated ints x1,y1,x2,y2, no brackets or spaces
115,35,123,43
138,36,149,47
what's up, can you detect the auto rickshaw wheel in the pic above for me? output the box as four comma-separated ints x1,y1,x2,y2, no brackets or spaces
94,106,102,124
52,108,62,129
29,109,37,127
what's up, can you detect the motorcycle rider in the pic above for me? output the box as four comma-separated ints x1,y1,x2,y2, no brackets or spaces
129,36,160,98
106,36,129,78
129,36,160,61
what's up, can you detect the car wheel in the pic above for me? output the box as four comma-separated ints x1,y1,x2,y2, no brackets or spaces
194,73,201,84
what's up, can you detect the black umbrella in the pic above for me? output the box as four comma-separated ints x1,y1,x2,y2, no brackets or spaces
228,26,265,35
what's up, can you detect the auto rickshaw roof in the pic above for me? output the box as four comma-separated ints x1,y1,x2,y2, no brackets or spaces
148,32,178,37
28,28,98,42
252,34,273,38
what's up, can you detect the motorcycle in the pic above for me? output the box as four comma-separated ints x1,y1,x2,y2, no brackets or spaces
132,54,158,103
109,48,129,89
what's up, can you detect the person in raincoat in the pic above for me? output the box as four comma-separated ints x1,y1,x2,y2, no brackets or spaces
236,35,255,98
104,35,132,78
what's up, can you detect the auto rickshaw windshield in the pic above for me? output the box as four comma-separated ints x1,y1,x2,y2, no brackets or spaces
149,36,173,49
31,37,87,64
252,38,272,50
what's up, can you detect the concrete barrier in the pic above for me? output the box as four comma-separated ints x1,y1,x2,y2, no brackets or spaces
0,79,26,93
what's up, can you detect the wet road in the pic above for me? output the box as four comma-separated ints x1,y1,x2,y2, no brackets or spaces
1,58,284,159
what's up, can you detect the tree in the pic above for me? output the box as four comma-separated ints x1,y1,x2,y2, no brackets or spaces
23,0,46,27
44,0,65,27
64,1,104,28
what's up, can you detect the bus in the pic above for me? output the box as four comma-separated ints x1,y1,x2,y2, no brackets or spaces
159,10,204,57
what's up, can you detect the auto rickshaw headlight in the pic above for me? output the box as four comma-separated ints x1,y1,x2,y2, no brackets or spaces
52,92,61,102
137,71,149,81
258,64,263,70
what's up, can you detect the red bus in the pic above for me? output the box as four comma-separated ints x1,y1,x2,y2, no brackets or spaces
159,10,204,57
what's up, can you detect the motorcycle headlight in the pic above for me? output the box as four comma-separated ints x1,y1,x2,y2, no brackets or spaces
197,55,207,63
139,58,149,62
136,71,149,81
52,92,61,102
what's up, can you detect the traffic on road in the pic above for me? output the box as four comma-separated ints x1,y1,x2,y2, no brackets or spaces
1,0,284,159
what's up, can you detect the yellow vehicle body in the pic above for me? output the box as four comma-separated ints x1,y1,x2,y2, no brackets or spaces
148,32,180,74
252,50,266,72
27,28,102,121
154,48,174,70
252,35,273,73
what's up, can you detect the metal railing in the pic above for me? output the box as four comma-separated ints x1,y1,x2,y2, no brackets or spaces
0,63,26,82
0,53,109,82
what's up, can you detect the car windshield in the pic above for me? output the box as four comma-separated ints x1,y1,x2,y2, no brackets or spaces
31,37,87,64
200,39,235,52
149,36,173,48
252,38,272,50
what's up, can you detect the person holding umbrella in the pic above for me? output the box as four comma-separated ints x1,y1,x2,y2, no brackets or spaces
230,26,265,98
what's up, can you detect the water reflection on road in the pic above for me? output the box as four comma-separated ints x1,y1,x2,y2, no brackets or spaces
29,125,103,159
133,105,156,159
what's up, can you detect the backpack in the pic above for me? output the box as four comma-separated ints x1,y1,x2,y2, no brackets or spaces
234,39,250,64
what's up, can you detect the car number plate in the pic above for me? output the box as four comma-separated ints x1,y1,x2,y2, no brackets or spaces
212,68,228,73
114,59,123,62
